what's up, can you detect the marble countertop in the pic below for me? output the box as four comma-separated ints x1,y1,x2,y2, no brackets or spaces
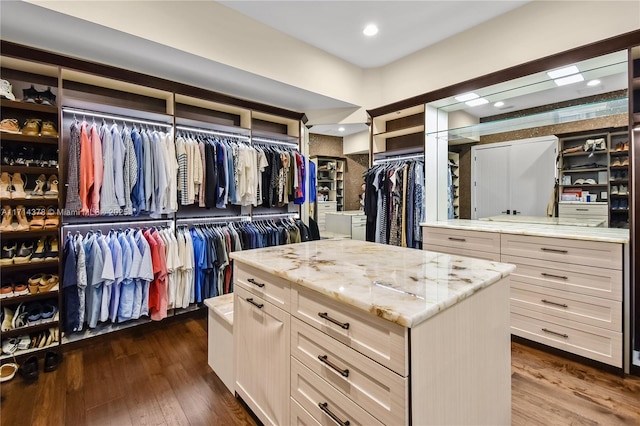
420,219,629,243
203,294,234,326
479,215,605,227
230,239,515,328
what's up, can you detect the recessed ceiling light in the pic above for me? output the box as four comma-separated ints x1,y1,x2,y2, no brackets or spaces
338,127,345,132
554,73,584,86
466,98,489,107
547,65,580,79
587,79,601,87
363,24,378,36
454,93,479,102
494,101,505,107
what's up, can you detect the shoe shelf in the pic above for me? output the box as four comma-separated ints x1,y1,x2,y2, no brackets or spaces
561,167,608,173
610,165,629,170
1,320,59,339
0,290,59,306
610,179,629,183
561,150,608,158
0,198,59,206
0,259,59,272
0,165,60,174
0,133,58,144
0,229,59,238
559,184,608,188
0,340,59,361
609,150,629,156
0,99,58,114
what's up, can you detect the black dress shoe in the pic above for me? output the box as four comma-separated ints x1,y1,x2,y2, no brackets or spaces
44,351,62,372
18,355,38,382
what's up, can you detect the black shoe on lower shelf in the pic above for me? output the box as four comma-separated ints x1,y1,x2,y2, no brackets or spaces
18,355,39,382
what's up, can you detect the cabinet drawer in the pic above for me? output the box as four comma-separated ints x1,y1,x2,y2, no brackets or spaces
291,286,408,376
558,203,608,216
317,202,337,212
290,397,321,426
510,281,622,332
502,255,622,301
351,215,367,225
423,244,501,262
423,227,500,254
511,306,622,367
291,358,384,426
235,262,291,309
501,234,622,270
291,318,407,426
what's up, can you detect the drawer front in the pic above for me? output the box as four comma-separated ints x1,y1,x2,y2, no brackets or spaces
511,306,622,367
291,286,408,376
317,202,337,212
558,204,608,216
423,227,500,254
291,358,384,426
510,281,622,332
500,234,622,270
291,318,407,426
502,255,622,301
423,243,501,262
351,215,367,225
290,398,322,426
235,263,291,309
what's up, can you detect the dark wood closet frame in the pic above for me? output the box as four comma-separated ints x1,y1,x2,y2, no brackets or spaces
367,29,640,376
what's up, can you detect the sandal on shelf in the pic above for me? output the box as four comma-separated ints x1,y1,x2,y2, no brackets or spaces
31,238,46,263
38,274,59,293
14,205,29,231
0,172,11,198
10,173,26,199
29,206,46,229
13,242,33,264
44,175,58,199
27,174,46,199
0,205,12,231
0,363,19,382
44,206,59,228
1,242,16,265
44,237,59,260
28,273,45,293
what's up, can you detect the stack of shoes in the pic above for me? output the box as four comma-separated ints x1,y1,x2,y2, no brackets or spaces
0,280,29,298
0,237,59,263
0,205,30,231
0,302,59,332
1,146,58,168
22,85,56,106
0,172,27,199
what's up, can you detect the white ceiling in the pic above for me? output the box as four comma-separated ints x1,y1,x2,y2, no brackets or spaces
221,1,530,68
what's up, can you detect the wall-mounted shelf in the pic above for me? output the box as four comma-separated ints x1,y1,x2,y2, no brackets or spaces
0,133,59,144
0,99,58,114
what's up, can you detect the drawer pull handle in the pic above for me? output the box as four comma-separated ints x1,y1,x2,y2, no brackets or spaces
448,237,466,242
541,328,568,339
576,208,588,211
540,248,568,254
318,402,350,426
245,298,264,309
318,355,349,377
318,312,350,330
541,272,568,280
247,278,265,288
541,299,568,308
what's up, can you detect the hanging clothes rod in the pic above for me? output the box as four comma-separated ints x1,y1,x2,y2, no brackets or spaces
374,153,425,164
62,107,173,128
176,215,251,226
252,212,300,220
61,219,174,236
175,125,250,140
251,137,299,147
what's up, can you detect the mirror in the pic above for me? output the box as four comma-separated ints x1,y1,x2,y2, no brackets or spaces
427,50,629,228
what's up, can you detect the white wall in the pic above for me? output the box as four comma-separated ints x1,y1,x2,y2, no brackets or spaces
343,131,370,155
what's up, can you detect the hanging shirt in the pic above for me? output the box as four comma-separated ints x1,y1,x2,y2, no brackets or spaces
130,128,145,215
79,122,94,216
62,235,80,333
99,124,120,215
66,121,82,213
89,124,104,216
122,127,138,216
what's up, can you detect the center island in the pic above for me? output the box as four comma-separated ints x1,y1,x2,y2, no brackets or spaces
230,239,516,426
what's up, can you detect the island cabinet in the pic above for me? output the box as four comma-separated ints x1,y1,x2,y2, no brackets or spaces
231,239,514,426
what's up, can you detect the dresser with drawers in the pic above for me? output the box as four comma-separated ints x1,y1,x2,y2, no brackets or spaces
423,221,629,368
231,239,514,426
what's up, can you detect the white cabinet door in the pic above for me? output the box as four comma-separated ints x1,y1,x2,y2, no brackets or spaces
473,145,509,219
234,286,290,426
510,138,557,217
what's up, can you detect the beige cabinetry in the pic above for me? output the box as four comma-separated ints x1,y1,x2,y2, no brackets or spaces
316,201,337,232
325,212,367,241
423,225,625,367
558,202,608,225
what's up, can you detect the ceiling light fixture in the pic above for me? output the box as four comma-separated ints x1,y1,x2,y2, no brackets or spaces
363,24,378,36
338,127,345,132
454,92,479,102
554,73,584,86
547,65,580,79
587,79,601,87
466,98,489,107
494,101,505,107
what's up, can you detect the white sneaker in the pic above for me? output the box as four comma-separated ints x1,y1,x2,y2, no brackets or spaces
619,185,628,195
611,185,618,195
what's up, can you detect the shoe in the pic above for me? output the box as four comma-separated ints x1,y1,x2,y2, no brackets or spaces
21,118,41,136
38,274,58,293
0,205,13,231
44,176,58,199
611,158,622,167
0,173,11,198
624,142,629,151
611,185,618,195
13,242,33,264
619,185,628,195
40,303,57,321
22,85,38,103
1,242,16,265
18,356,39,382
16,335,31,350
40,121,57,137
39,88,56,107
44,351,62,372
1,307,14,331
0,79,16,101
1,338,19,355
12,303,27,329
611,199,620,210
14,205,29,231
27,174,46,199
13,282,29,297
0,363,19,383
0,118,20,134
620,199,629,210
0,284,13,298
29,206,45,229
30,238,47,263
44,237,59,260
44,206,59,228
10,173,26,199
622,157,629,166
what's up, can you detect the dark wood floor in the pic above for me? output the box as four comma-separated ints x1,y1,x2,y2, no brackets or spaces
2,314,639,426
